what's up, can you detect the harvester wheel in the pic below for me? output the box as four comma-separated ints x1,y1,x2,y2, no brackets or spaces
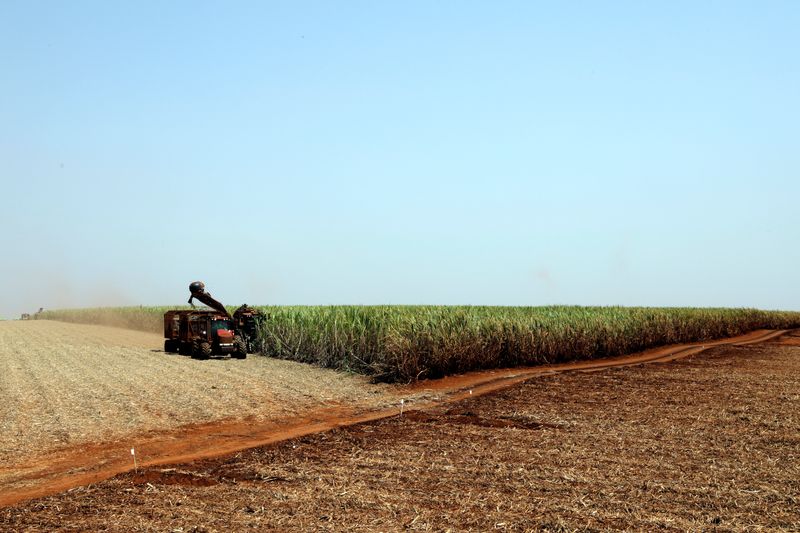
199,341,212,359
191,340,209,360
233,336,247,359
164,340,176,353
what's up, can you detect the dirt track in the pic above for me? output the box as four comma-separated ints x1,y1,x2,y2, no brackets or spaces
0,321,793,514
2,332,798,530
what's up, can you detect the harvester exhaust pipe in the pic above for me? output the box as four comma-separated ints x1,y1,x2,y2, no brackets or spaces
188,281,232,319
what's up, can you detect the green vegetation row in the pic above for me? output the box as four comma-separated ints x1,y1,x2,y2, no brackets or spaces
39,306,800,382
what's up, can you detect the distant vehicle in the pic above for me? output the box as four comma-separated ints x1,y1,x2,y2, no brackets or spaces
20,308,43,320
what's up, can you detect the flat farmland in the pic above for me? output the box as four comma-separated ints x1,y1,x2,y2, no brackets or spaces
0,320,396,498
2,320,798,530
2,333,799,530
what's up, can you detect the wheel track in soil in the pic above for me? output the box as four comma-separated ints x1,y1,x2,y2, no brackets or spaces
0,328,791,508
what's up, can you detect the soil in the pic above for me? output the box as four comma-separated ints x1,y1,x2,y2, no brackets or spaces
1,329,798,531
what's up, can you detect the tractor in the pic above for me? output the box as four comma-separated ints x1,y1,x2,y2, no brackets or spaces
164,309,247,359
162,282,264,360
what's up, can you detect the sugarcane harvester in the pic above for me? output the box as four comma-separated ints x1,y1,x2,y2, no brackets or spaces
163,282,264,359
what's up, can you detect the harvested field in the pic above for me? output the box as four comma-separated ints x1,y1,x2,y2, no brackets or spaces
0,321,398,494
2,330,798,530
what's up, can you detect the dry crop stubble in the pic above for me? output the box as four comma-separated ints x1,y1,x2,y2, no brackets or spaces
2,339,798,531
0,320,399,485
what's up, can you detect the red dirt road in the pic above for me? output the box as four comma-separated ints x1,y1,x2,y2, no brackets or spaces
0,328,790,509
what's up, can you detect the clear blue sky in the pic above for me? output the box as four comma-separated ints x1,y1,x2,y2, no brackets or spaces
2,1,799,318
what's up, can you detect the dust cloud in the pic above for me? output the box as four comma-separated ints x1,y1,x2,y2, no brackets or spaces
2,268,137,319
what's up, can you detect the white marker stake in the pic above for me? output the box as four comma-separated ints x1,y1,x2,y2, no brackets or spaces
400,399,405,416
131,448,138,472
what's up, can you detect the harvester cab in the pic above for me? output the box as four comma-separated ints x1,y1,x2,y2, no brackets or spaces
233,304,266,354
